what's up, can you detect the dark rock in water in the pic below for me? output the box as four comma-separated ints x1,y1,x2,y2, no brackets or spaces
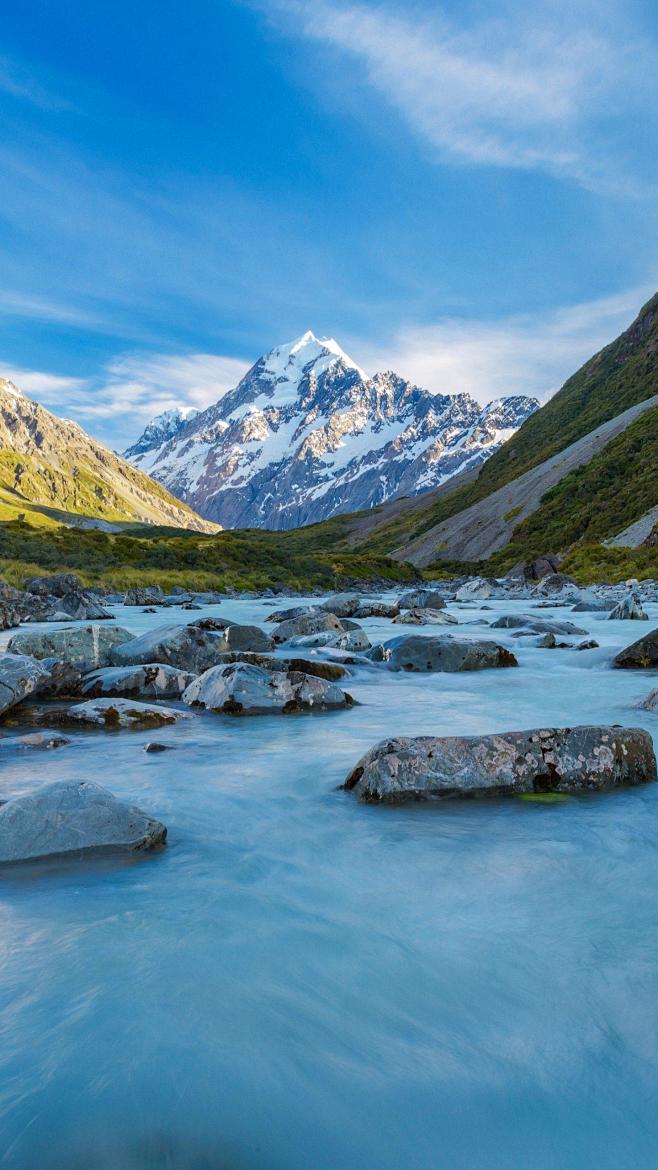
208,651,348,681
613,628,658,668
318,593,362,617
271,611,345,643
40,697,191,729
572,597,616,613
144,741,173,752
79,664,195,699
8,625,135,671
397,589,446,611
0,779,166,863
491,614,587,635
0,652,51,715
0,730,70,751
38,657,85,697
343,725,656,803
59,590,114,621
265,605,314,624
123,586,165,606
392,608,457,626
353,601,400,619
375,634,518,672
23,572,80,597
182,661,353,715
109,621,271,671
576,639,599,651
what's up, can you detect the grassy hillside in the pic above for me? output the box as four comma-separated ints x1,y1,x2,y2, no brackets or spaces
358,292,658,556
0,516,418,593
0,379,216,532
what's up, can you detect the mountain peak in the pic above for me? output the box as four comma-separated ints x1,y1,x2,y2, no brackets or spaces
0,377,25,399
261,331,367,389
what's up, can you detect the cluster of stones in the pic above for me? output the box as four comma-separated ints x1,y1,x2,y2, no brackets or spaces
1,563,658,865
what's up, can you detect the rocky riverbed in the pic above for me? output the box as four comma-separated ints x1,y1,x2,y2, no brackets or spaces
2,573,658,1168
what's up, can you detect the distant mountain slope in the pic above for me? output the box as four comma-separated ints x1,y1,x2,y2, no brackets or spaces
125,331,538,529
0,378,217,532
347,292,658,563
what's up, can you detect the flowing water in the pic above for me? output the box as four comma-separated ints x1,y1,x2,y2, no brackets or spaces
1,596,658,1170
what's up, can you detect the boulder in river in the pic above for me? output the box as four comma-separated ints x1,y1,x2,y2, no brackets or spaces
0,601,21,630
8,625,135,671
353,601,400,619
318,593,362,617
0,652,51,715
491,614,587,636
183,661,353,715
375,634,518,672
109,621,271,671
608,593,648,621
271,611,345,643
79,664,195,699
123,586,165,606
0,779,166,863
0,730,70,751
343,725,656,803
455,577,495,601
397,589,446,610
42,697,190,729
208,650,349,681
613,628,658,669
58,591,114,621
638,685,658,711
392,608,457,626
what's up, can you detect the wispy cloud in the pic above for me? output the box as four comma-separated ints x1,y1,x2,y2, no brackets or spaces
356,286,651,405
256,0,658,192
0,55,70,110
1,351,250,449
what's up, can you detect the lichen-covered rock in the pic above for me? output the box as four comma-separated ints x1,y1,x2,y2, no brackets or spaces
0,652,51,714
397,590,446,610
0,780,166,863
392,608,457,626
42,697,190,729
285,628,371,651
613,628,658,669
353,601,400,619
8,625,134,671
182,661,352,715
123,586,165,606
109,621,271,671
265,605,314,624
638,685,658,711
80,664,195,699
271,611,345,643
204,651,349,681
343,725,656,803
608,594,648,621
0,601,21,630
376,634,518,672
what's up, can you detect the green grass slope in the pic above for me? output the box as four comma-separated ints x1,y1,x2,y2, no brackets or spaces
358,291,658,556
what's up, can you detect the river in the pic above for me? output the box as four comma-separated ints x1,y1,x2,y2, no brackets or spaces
1,594,657,1169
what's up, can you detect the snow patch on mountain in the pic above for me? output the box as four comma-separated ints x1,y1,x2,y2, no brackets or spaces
125,331,539,530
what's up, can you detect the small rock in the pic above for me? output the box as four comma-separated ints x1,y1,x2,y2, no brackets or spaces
40,697,191,729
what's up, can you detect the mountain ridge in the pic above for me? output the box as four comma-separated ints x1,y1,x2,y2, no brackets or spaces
125,331,538,529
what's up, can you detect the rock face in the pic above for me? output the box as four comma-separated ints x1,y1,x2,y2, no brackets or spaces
44,698,190,729
124,331,538,530
80,664,195,699
613,629,658,668
0,652,51,714
8,626,135,671
0,780,166,863
343,725,656,803
59,591,114,620
376,634,518,672
182,662,352,715
110,622,271,671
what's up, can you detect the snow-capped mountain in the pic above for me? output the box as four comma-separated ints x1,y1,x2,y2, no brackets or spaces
124,331,539,530
124,406,199,459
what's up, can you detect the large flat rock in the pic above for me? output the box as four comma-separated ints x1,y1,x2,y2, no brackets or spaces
8,625,135,671
344,725,657,803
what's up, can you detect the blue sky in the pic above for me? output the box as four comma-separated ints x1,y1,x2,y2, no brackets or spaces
1,0,657,447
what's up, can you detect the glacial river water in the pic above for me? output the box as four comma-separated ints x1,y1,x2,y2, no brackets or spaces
1,595,658,1170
